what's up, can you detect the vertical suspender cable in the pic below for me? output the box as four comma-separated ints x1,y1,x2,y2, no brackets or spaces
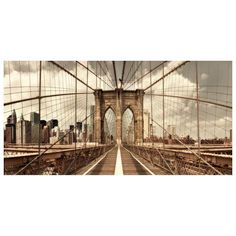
85,62,89,147
196,61,200,155
150,62,153,147
38,61,42,173
75,61,78,170
96,61,97,89
141,62,143,89
162,62,165,149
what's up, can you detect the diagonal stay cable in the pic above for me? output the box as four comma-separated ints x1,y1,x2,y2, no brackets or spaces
123,61,135,86
155,148,175,174
103,61,116,87
125,61,167,90
49,61,95,91
97,61,115,88
123,61,142,88
76,61,114,89
112,61,118,88
144,61,189,91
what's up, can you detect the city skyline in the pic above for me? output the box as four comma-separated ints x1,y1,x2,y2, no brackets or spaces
4,61,232,139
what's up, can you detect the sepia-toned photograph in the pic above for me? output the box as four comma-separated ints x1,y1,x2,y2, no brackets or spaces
3,61,232,175
1,1,236,236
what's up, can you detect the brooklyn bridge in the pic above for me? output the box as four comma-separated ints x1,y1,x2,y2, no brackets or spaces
3,61,232,175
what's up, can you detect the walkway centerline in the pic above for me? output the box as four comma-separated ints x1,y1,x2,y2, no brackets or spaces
114,144,123,175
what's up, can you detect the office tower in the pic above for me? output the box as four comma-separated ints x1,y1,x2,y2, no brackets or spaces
16,114,31,144
5,124,16,143
42,125,50,143
40,120,47,129
89,105,95,141
30,112,40,124
143,110,150,138
6,109,17,143
31,123,40,143
7,109,17,125
76,122,82,132
51,119,58,128
64,129,73,144
29,112,40,143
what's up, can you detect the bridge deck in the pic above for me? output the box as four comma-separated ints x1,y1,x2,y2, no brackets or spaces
79,145,169,175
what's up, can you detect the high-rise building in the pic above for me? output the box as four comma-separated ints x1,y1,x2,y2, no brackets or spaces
31,123,40,143
152,125,157,136
89,105,95,142
64,129,73,144
5,124,16,144
42,125,50,143
166,125,176,139
76,122,82,132
30,112,40,143
16,114,31,144
143,110,150,138
49,136,58,144
7,109,17,125
40,120,47,129
5,109,17,143
30,112,40,124
51,119,58,128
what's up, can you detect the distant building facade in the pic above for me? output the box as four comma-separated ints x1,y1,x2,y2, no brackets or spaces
143,110,150,138
16,114,31,144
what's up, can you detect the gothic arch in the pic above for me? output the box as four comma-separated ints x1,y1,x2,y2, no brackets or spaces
94,89,144,144
102,107,116,144
122,107,135,143
103,105,116,119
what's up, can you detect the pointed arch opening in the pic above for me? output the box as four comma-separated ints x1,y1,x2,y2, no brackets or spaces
102,107,116,144
122,107,135,144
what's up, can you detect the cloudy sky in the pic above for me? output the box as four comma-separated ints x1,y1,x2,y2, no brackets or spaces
4,61,232,139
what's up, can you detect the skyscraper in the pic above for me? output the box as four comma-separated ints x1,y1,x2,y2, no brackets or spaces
5,109,17,143
89,105,95,142
143,110,150,138
16,114,31,144
30,112,40,124
7,109,17,125
30,112,40,143
42,125,50,143
5,124,16,144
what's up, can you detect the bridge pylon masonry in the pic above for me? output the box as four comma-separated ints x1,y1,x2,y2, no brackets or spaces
94,88,144,145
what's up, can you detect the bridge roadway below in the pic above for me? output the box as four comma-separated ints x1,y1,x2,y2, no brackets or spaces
77,145,168,175
4,144,232,175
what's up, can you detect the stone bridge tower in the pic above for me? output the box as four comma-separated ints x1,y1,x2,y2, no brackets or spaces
94,89,144,144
